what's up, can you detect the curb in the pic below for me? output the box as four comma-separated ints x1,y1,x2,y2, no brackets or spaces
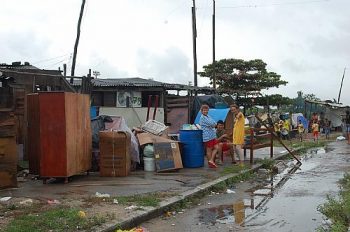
99,151,292,231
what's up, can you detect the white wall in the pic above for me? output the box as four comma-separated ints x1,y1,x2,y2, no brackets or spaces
99,107,165,128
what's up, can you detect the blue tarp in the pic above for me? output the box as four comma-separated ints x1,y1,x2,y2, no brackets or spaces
297,115,309,131
194,108,230,124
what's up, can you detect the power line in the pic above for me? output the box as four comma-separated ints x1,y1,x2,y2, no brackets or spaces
43,58,70,69
218,0,330,9
32,53,71,65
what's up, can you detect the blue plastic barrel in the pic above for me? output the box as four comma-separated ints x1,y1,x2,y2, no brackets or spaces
179,130,204,168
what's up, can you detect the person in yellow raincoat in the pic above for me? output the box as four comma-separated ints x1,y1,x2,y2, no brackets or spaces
230,104,245,166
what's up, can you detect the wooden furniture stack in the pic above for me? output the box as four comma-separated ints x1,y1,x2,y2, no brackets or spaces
0,113,17,189
27,92,91,183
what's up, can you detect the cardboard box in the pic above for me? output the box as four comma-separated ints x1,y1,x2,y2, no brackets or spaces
137,132,183,172
137,132,172,146
154,142,183,172
99,131,131,177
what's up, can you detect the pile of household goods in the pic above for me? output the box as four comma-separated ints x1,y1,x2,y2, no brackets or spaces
92,117,201,177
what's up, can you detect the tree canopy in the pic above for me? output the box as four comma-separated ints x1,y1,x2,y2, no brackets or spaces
198,59,288,95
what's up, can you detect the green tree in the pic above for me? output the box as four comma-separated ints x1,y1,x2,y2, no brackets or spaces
198,59,288,96
303,93,320,101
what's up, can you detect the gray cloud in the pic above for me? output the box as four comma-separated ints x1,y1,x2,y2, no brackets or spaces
136,47,192,84
0,31,51,64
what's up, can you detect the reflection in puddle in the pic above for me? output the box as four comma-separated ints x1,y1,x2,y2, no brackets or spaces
199,161,301,227
197,146,347,231
199,199,255,225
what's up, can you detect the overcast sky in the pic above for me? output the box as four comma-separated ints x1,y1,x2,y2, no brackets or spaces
1,0,349,104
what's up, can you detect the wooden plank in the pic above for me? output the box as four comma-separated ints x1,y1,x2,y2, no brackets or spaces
255,114,301,164
252,143,271,149
39,92,67,177
166,98,189,104
27,94,40,175
0,137,17,189
167,103,189,108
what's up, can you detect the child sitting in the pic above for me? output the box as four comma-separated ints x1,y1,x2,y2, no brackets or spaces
216,120,236,164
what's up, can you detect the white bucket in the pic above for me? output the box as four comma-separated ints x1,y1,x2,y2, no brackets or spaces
143,157,156,172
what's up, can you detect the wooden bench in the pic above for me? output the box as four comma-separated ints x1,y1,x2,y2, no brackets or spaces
243,127,274,164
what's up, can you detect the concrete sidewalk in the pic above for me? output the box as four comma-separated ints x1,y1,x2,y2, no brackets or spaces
0,146,289,231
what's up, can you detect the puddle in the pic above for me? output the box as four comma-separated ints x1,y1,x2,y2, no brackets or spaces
308,148,326,154
199,160,301,227
199,199,257,225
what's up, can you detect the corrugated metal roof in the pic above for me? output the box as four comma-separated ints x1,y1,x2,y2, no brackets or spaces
72,77,213,91
92,77,164,87
0,62,38,70
305,99,349,108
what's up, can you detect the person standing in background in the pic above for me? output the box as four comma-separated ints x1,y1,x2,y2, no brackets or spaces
230,104,245,166
346,111,350,144
312,120,319,142
199,104,219,168
297,120,304,142
324,118,331,139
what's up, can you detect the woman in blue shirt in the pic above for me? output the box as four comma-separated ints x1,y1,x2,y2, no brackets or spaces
199,104,218,168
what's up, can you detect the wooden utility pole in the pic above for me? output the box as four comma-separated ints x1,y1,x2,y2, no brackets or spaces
212,0,216,89
192,0,198,87
337,67,346,103
71,0,86,82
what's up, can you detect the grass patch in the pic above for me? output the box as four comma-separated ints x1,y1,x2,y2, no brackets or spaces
317,173,350,231
114,193,162,207
220,164,248,176
1,207,108,232
257,158,275,170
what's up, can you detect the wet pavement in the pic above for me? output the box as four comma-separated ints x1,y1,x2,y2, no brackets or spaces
141,141,350,232
0,147,287,200
0,145,288,230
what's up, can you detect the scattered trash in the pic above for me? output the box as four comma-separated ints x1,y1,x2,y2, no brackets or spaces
125,205,138,210
116,228,149,232
164,211,172,217
113,199,119,204
336,136,346,141
182,124,199,130
95,192,110,198
17,176,28,182
226,189,236,194
19,199,33,206
0,197,12,202
78,210,86,219
17,169,29,177
47,199,60,205
141,120,168,136
258,168,269,174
